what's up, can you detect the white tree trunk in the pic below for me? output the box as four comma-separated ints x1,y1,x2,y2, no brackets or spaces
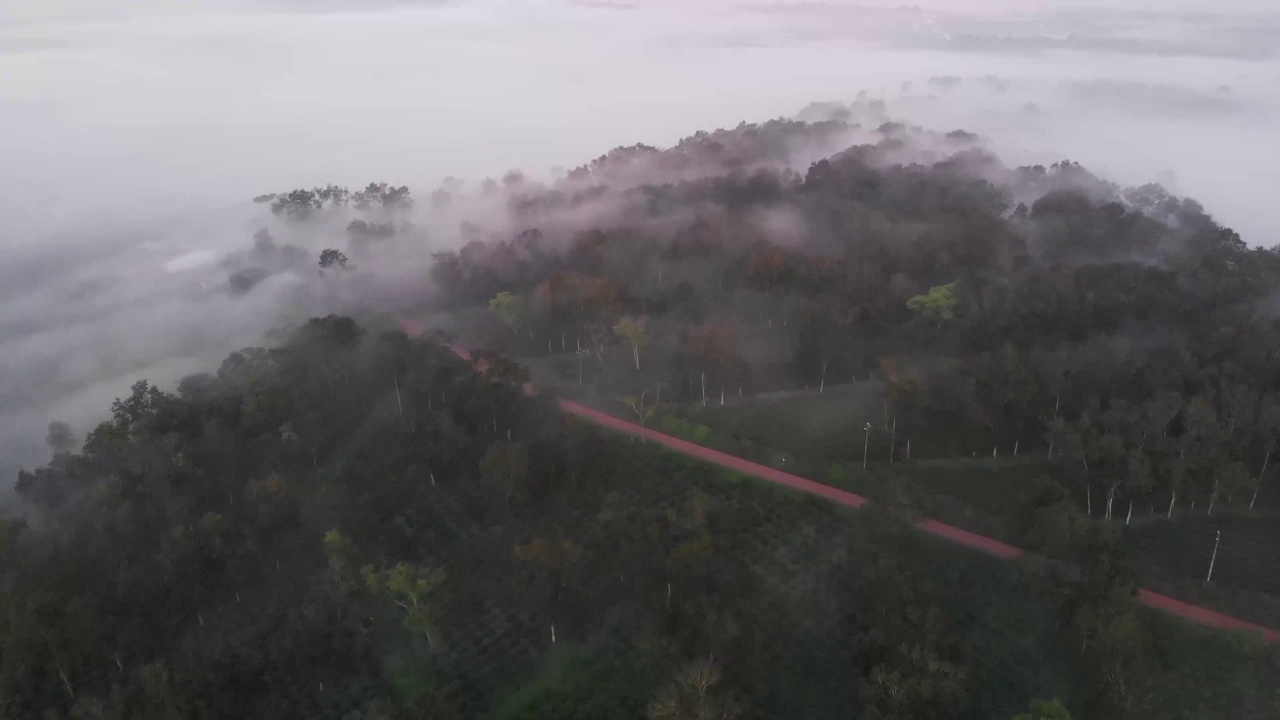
1167,490,1176,518
1125,500,1133,526
1251,449,1269,510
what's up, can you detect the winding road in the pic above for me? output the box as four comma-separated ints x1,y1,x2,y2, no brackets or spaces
409,321,1280,643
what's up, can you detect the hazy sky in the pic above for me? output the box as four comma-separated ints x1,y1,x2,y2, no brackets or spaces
3,0,1278,238
2,0,1279,485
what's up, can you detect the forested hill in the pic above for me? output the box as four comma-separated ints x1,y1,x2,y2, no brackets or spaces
415,112,1280,509
8,109,1280,719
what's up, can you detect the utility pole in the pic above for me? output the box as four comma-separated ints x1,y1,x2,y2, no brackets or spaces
1206,530,1222,584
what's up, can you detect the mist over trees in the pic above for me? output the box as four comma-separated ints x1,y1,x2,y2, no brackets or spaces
7,106,1280,719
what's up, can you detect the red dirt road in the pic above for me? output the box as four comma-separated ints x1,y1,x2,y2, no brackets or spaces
561,397,1280,642
404,321,1280,643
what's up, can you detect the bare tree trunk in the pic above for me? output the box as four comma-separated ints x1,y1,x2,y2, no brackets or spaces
863,428,870,470
1206,531,1221,584
394,377,403,417
1251,449,1269,510
1167,490,1176,518
632,344,640,370
57,664,73,699
1125,500,1133,526
1082,454,1091,517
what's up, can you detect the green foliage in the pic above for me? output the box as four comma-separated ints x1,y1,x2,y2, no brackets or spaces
490,291,526,331
906,281,958,326
1013,699,1072,720
362,563,447,646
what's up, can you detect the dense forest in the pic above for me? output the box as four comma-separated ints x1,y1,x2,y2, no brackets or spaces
7,107,1280,718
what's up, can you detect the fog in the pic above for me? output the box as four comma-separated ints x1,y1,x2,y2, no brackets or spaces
2,0,1279,487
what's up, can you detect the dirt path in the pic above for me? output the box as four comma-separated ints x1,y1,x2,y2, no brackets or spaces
404,320,1280,643
560,397,1280,642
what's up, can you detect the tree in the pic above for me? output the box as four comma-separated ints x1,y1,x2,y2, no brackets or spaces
480,441,530,512
906,282,958,327
489,291,525,334
619,392,656,431
1013,699,1072,720
318,249,349,271
363,562,446,648
322,529,360,591
647,658,739,720
614,316,650,371
45,421,75,456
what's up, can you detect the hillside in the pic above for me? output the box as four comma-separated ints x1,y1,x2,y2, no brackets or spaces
9,110,1280,719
